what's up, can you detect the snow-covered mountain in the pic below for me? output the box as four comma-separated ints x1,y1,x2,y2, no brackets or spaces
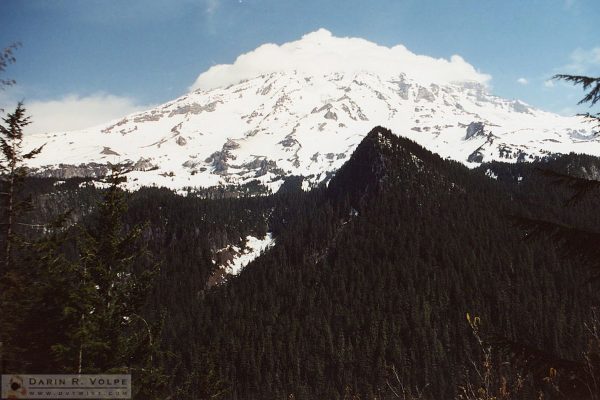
26,29,599,192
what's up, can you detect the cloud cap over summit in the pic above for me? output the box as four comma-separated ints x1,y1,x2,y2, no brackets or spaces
189,29,492,91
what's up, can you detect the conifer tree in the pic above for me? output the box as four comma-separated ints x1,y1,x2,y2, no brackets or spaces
0,103,43,372
0,103,44,272
13,212,78,372
50,166,165,397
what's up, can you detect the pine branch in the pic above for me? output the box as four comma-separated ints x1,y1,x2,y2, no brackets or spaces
23,144,45,159
0,42,21,90
554,75,600,106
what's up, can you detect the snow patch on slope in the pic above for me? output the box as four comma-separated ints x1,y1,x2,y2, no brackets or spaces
224,233,274,275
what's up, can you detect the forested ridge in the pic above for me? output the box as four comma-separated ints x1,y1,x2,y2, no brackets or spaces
3,127,599,399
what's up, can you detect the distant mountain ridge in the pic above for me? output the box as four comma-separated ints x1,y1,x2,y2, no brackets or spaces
25,30,599,192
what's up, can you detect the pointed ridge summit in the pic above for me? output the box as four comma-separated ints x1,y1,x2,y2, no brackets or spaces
328,127,431,197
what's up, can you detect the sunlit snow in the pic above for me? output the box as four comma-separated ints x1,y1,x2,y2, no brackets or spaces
223,233,274,275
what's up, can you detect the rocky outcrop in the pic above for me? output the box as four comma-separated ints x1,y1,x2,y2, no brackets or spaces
279,136,300,148
241,158,284,177
467,149,484,163
33,163,112,179
203,139,243,174
511,100,533,114
205,151,231,174
101,118,128,133
168,100,221,117
222,139,240,151
391,77,410,100
324,110,338,120
465,122,485,140
133,112,165,123
416,86,436,102
133,157,158,171
100,147,120,156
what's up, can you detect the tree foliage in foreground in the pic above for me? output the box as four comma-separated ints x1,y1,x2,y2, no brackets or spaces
473,72,600,400
0,103,43,372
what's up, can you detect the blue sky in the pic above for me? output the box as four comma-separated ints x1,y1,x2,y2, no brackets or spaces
1,0,599,133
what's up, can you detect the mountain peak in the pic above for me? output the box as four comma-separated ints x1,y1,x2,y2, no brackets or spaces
24,33,599,192
328,126,425,197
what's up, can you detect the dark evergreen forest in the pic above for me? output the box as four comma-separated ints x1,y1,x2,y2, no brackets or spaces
3,127,599,399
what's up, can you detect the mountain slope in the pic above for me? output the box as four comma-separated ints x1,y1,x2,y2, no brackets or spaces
164,127,597,399
25,30,598,191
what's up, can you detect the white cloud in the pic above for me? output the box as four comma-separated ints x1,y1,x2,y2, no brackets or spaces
189,29,492,91
20,94,148,135
517,77,529,85
564,47,600,74
544,80,555,88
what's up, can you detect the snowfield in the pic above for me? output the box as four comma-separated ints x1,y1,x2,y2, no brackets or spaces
221,233,275,276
